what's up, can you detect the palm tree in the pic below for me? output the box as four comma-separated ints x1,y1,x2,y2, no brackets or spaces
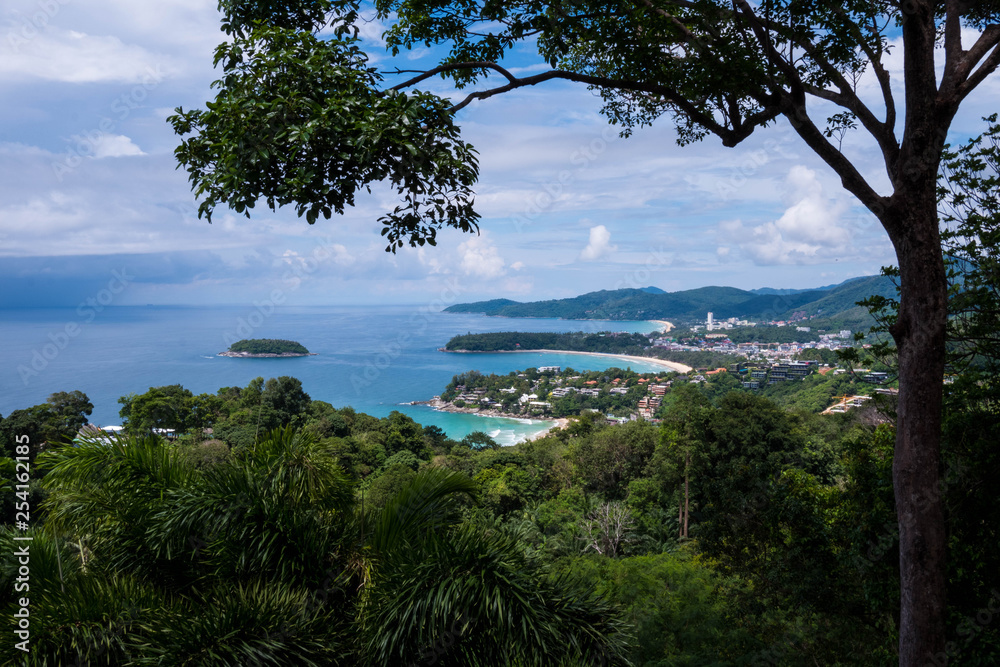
15,427,630,666
359,467,632,666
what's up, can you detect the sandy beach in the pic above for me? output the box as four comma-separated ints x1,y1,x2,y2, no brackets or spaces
420,397,567,442
481,348,694,374
649,320,675,333
528,418,570,440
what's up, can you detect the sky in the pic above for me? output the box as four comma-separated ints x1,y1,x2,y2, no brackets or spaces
1,2,998,308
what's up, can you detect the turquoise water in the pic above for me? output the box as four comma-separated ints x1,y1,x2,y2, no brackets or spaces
0,306,666,445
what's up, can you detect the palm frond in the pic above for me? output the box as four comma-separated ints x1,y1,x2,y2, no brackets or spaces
362,520,632,666
137,580,352,666
368,466,478,555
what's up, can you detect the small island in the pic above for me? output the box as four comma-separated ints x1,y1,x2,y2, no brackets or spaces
219,339,317,358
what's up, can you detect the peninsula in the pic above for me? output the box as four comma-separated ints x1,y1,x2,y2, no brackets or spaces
441,331,692,372
219,338,316,358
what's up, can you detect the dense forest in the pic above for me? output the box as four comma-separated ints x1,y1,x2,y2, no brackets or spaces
226,339,311,355
3,369,997,665
445,331,651,354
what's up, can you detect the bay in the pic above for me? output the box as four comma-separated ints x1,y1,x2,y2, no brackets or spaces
0,305,666,445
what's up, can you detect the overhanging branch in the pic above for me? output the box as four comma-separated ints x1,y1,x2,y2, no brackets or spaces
389,60,779,146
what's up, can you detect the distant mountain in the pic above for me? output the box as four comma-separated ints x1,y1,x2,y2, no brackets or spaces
748,287,810,296
639,286,666,294
748,279,855,296
444,275,897,327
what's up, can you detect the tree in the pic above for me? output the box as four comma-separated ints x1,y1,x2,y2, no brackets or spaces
25,428,630,664
44,390,94,442
938,116,1000,382
693,393,804,573
119,384,200,435
460,430,499,450
852,119,1000,660
261,375,312,428
656,383,711,540
582,501,635,558
173,2,1000,659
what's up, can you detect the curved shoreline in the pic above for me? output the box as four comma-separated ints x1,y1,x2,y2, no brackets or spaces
649,319,675,333
413,398,568,442
441,348,693,374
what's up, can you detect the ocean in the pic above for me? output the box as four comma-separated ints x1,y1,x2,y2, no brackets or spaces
0,305,666,445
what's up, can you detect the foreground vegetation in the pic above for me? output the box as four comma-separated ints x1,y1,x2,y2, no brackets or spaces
3,369,997,665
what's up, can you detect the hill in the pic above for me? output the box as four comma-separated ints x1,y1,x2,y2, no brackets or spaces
221,339,314,357
444,275,897,328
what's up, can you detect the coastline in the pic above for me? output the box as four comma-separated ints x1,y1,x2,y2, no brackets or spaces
441,348,693,374
650,319,675,333
418,397,568,441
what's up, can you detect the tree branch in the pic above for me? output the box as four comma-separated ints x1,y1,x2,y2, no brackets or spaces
792,35,900,171
956,33,1000,102
729,0,881,206
389,61,519,91
389,60,778,146
856,14,897,147
778,95,887,215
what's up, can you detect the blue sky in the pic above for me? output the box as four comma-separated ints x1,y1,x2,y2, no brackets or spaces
1,2,998,308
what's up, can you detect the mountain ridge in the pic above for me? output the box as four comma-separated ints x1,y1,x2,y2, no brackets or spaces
444,275,897,327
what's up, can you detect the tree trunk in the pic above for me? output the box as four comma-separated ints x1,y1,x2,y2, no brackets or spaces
885,191,948,665
684,452,690,539
679,489,684,540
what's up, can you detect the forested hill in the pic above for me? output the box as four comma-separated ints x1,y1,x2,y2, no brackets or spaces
444,331,650,353
444,275,896,324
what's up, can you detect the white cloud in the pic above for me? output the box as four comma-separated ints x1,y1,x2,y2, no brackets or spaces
459,234,506,278
579,224,616,261
90,134,144,158
719,166,854,265
0,27,175,84
329,243,356,266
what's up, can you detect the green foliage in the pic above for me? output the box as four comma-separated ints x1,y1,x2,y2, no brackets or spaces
569,420,658,500
12,420,633,665
0,390,94,457
446,330,651,353
461,430,499,450
11,350,998,664
562,551,747,666
939,115,1000,380
759,371,862,413
227,338,310,354
180,438,231,470
442,366,674,420
170,15,480,251
118,384,199,434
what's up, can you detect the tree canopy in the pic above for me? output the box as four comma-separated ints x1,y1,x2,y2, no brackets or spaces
171,2,1000,662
